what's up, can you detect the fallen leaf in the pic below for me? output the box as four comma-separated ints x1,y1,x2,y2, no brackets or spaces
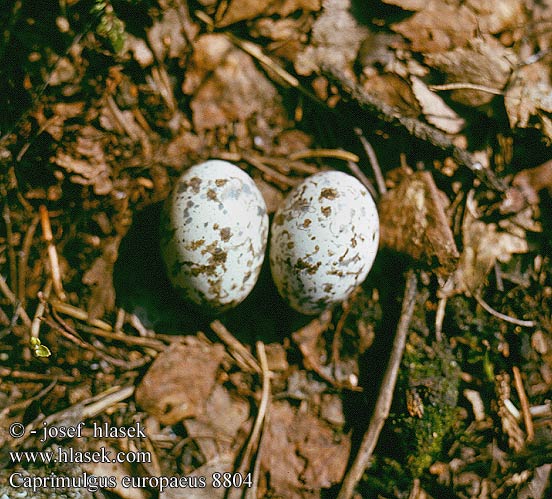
294,0,368,76
182,34,280,131
291,311,335,383
464,0,525,34
449,203,528,295
501,160,552,213
260,400,350,498
183,384,249,461
425,37,515,106
135,339,226,425
147,8,189,61
411,76,465,133
504,61,552,141
82,236,120,320
385,0,478,53
379,170,459,275
362,73,420,117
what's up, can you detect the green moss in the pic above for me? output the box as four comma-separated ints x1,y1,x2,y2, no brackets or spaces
396,335,462,478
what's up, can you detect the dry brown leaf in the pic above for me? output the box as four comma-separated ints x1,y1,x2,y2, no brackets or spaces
135,339,226,425
464,0,525,34
183,384,249,461
82,236,119,321
182,34,279,131
504,61,552,141
146,8,189,61
385,0,478,53
411,76,465,133
216,0,321,27
450,203,528,295
260,400,350,498
291,311,333,380
294,0,368,76
362,73,420,117
501,160,552,213
425,37,515,106
379,170,459,275
533,1,552,51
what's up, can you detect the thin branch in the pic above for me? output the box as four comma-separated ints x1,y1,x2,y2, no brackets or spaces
473,293,536,328
337,270,418,499
512,366,535,442
429,82,503,95
39,205,66,301
354,127,387,195
211,320,261,374
323,65,506,192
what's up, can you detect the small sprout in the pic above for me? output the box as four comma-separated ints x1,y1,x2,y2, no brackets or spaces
30,337,51,358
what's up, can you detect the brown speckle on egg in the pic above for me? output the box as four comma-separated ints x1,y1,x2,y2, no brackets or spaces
220,227,232,241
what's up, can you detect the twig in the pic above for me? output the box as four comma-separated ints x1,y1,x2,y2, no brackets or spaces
18,214,40,305
337,270,418,499
242,341,271,499
289,148,359,163
0,273,31,327
354,128,387,195
473,293,536,328
435,296,446,342
347,160,378,200
429,82,503,95
211,320,261,374
78,322,167,351
242,153,300,187
50,298,113,331
3,202,18,296
39,205,66,300
31,280,52,339
323,65,506,192
0,367,77,383
512,366,535,442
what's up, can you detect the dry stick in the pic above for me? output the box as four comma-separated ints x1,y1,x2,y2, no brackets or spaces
39,205,66,301
347,160,379,201
211,320,261,374
288,148,359,163
473,292,536,328
0,273,31,327
31,279,52,339
244,341,271,499
3,202,18,296
512,365,535,442
322,65,506,193
337,270,418,499
18,214,40,304
0,367,77,383
354,128,387,195
50,298,113,331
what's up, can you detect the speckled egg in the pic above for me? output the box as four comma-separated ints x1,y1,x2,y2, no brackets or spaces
160,160,268,313
269,171,379,315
